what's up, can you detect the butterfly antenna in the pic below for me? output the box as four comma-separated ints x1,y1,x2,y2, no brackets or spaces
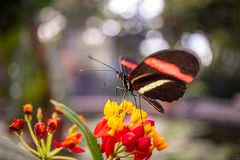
88,55,119,74
104,74,112,101
80,69,115,72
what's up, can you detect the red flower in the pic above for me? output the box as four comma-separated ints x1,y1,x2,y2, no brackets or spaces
134,151,152,160
94,118,109,138
34,122,47,139
122,132,137,148
132,125,145,138
9,119,25,134
23,104,33,114
136,136,151,151
53,133,85,153
100,135,115,158
114,126,130,142
47,118,60,133
144,119,155,126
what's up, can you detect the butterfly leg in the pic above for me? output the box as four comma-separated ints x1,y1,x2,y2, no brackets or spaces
132,93,138,109
104,78,112,101
132,93,144,123
138,94,142,110
115,86,127,101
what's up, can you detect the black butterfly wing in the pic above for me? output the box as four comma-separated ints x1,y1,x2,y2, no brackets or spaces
131,73,186,102
119,56,138,75
129,49,199,102
141,95,165,114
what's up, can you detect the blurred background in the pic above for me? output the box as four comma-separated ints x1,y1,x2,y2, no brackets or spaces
0,0,240,159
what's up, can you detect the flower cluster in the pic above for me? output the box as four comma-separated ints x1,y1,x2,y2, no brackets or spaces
9,104,85,160
94,99,168,160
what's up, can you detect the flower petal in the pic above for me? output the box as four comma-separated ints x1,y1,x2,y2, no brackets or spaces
70,147,85,153
53,140,62,148
94,118,109,138
105,136,115,158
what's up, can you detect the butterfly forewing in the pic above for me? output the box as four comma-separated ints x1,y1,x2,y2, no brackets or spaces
119,56,138,75
129,49,199,103
130,49,200,84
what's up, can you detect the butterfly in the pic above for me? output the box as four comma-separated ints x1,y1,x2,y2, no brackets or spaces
89,49,200,114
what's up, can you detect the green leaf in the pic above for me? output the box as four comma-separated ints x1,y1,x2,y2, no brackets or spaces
50,100,103,160
0,136,39,160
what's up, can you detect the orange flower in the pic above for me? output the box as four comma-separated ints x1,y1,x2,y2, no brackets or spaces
23,104,33,114
54,106,64,115
9,118,25,135
153,134,168,151
47,118,60,133
54,133,85,153
34,122,47,139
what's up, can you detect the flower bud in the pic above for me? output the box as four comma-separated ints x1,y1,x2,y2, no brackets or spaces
54,106,64,115
122,132,137,148
144,119,155,126
136,136,151,151
34,122,47,139
9,119,25,135
153,134,168,151
23,104,33,114
132,125,144,138
47,118,60,133
37,107,43,122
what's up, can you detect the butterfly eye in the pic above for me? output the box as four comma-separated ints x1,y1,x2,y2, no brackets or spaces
117,73,124,79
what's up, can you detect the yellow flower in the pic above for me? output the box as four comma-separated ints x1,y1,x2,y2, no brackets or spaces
153,134,168,151
144,123,157,138
130,109,147,128
120,100,135,114
107,115,124,136
104,100,119,119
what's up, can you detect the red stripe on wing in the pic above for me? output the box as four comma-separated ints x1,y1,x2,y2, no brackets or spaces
120,60,137,70
144,57,193,83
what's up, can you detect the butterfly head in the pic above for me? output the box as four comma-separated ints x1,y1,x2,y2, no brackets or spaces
117,72,124,80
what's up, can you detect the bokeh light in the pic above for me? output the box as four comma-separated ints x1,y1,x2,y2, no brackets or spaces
37,7,66,42
139,30,169,56
102,19,121,37
181,32,213,66
139,0,165,19
82,28,105,46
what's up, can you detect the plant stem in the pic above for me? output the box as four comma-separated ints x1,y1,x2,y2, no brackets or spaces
25,116,39,147
108,155,114,160
46,133,53,153
116,153,133,158
115,146,126,154
25,117,45,157
47,148,63,158
114,142,121,153
51,156,77,160
18,135,40,157
40,139,46,154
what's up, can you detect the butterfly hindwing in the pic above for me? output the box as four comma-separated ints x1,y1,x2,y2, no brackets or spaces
142,95,165,114
132,73,186,102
